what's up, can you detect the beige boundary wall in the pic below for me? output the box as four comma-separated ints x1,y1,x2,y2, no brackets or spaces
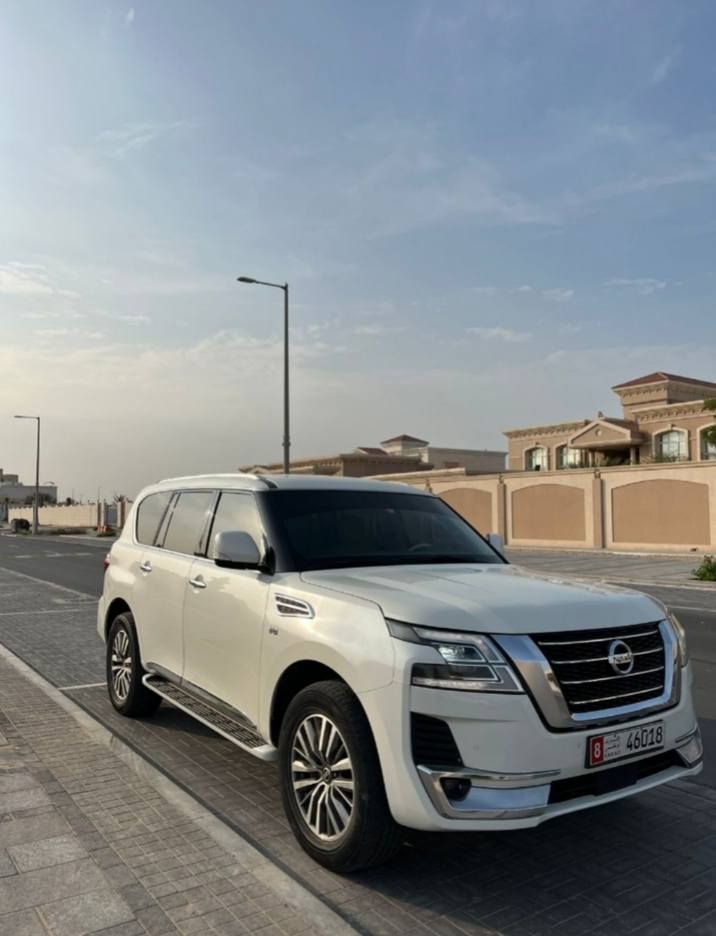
372,461,716,553
9,500,131,530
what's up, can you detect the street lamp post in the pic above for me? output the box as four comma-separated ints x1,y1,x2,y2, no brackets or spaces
14,415,41,534
237,276,291,473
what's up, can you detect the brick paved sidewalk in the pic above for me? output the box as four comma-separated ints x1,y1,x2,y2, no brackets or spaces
0,652,347,936
505,547,713,590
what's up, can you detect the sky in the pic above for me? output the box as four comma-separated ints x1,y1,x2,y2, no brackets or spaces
1,0,715,498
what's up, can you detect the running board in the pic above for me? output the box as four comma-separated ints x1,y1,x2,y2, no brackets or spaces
142,674,277,762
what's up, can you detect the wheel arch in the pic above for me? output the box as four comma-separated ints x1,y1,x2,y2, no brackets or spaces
104,597,132,640
269,660,351,747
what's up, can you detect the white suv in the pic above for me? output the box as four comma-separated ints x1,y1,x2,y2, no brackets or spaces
98,474,702,871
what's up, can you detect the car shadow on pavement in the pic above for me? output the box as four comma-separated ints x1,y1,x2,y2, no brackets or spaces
67,687,716,936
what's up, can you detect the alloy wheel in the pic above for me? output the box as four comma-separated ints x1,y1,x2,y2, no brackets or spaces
291,714,355,841
110,627,132,702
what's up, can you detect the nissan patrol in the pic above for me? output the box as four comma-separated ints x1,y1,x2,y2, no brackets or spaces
98,474,702,871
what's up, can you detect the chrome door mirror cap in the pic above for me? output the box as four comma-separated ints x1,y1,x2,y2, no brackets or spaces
213,530,262,569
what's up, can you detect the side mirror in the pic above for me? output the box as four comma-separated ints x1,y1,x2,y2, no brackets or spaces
213,530,262,569
487,532,505,556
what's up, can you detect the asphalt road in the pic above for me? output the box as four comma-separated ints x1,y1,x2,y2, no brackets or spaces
1,533,714,784
0,533,108,595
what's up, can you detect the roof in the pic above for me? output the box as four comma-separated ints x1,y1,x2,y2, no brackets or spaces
380,433,429,445
601,417,639,429
142,473,425,496
612,372,716,390
354,446,387,456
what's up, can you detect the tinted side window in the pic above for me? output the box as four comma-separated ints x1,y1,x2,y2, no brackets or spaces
208,492,264,558
161,491,215,556
136,492,172,546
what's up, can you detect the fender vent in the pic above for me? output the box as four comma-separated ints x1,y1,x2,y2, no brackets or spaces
274,594,314,618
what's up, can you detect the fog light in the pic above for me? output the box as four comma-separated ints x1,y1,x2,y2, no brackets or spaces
441,777,472,801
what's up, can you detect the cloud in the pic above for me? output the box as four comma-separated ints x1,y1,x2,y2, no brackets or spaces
34,328,104,341
352,323,405,337
96,121,190,159
604,277,667,295
21,310,85,321
471,284,572,301
96,310,151,324
651,49,680,86
335,119,555,237
125,7,135,26
467,326,532,343
0,263,53,295
541,287,574,303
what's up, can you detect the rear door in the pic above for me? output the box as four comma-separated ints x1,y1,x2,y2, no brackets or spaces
182,490,269,724
134,489,216,679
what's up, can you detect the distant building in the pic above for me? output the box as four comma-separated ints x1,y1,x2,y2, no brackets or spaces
504,372,716,471
0,469,57,520
242,434,506,477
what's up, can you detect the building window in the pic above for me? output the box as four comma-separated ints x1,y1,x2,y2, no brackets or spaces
654,430,687,462
556,445,583,469
701,427,716,461
525,446,548,470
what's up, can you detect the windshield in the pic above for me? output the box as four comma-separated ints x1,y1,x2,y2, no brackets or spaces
261,489,504,571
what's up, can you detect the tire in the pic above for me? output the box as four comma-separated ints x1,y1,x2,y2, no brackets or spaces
278,680,402,872
106,612,161,718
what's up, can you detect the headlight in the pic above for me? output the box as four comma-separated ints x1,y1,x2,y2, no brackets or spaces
386,620,523,693
668,613,689,666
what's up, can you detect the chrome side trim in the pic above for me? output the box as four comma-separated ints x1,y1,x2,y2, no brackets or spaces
676,725,703,767
495,621,681,730
675,726,700,746
416,765,551,819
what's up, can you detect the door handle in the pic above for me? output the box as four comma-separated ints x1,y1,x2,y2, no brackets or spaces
139,560,152,573
189,576,207,589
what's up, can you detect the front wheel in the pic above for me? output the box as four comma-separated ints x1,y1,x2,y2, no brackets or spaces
278,680,402,872
106,612,161,718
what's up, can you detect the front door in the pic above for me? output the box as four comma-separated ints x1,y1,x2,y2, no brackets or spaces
182,491,269,725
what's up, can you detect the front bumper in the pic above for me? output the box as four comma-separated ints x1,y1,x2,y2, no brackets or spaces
360,661,702,832
416,725,702,821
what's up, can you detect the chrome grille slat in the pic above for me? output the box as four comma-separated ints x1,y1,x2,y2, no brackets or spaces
561,665,664,686
538,628,660,646
533,623,667,714
552,647,662,665
569,685,665,706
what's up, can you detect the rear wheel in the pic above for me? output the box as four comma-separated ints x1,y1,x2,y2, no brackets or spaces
278,680,402,872
106,612,161,718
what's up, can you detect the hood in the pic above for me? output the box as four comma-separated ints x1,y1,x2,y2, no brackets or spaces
300,563,664,635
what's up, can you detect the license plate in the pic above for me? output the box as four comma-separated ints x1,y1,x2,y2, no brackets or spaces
587,721,665,767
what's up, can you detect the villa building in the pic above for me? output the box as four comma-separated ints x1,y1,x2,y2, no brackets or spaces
242,434,506,477
505,372,716,472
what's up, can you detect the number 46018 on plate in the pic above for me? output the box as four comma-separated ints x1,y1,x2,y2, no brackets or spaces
588,721,665,768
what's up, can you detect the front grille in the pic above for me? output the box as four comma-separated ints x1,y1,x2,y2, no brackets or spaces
548,750,682,804
411,713,463,767
533,623,666,714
